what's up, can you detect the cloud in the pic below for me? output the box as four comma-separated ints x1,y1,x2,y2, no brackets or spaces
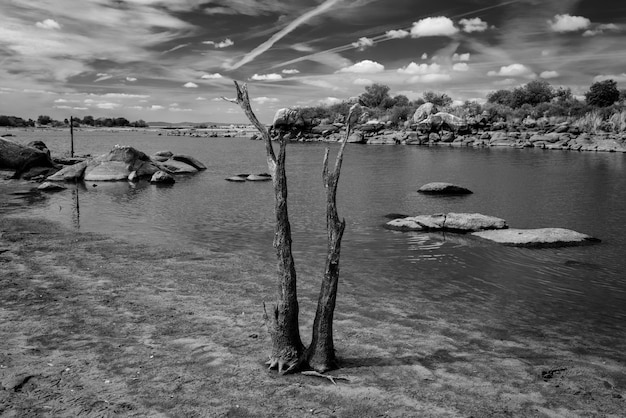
184,82,198,88
96,102,121,109
409,74,452,83
228,0,340,70
201,73,223,79
452,53,470,61
35,19,61,30
540,70,559,79
421,53,428,60
126,77,137,82
282,69,300,74
593,73,626,83
583,23,620,37
398,62,441,75
196,97,207,101
203,38,234,48
338,60,384,73
352,36,374,51
250,73,283,81
320,97,342,106
94,73,113,82
353,78,373,86
170,107,193,112
252,97,279,104
548,14,591,33
487,63,534,77
385,29,409,39
410,17,458,37
459,17,488,33
453,63,469,72
149,105,165,110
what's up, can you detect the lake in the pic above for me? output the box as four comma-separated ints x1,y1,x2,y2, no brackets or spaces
3,129,626,357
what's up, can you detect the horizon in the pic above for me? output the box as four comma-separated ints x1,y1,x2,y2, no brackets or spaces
1,1,626,124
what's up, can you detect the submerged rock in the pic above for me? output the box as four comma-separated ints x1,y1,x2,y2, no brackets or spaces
472,228,600,247
385,213,507,232
418,182,473,195
150,170,175,184
37,181,67,192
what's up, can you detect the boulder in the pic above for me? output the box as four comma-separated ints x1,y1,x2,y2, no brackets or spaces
385,213,507,233
246,174,272,181
150,170,175,184
160,159,198,174
172,155,207,170
472,228,600,247
47,145,202,182
412,102,437,123
0,137,59,179
37,181,67,192
84,161,130,181
418,182,472,195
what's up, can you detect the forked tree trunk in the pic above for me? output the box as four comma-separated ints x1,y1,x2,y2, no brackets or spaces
225,82,359,374
305,108,357,372
225,82,303,373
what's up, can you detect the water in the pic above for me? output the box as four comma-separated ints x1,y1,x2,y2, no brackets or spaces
3,129,626,355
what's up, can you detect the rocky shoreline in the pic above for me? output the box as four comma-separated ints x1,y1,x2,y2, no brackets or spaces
279,124,626,153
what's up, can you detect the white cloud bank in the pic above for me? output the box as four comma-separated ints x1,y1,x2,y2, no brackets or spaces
338,60,384,73
410,17,458,37
549,14,591,32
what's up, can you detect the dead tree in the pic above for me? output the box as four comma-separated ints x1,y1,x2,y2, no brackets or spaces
225,82,360,373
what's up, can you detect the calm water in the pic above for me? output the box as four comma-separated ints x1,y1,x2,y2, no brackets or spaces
3,129,626,354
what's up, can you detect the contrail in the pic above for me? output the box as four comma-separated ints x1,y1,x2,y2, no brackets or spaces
269,0,521,69
227,0,341,70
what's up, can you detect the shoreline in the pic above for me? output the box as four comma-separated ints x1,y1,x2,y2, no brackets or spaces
1,210,624,416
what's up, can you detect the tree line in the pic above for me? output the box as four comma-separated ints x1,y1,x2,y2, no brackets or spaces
0,115,148,128
295,79,626,128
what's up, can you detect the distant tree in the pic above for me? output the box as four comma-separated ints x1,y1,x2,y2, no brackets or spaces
0,116,11,126
422,91,452,107
392,94,410,107
82,115,95,126
359,83,391,108
521,80,554,106
115,117,130,127
487,89,513,106
132,119,148,128
554,86,573,103
37,115,53,125
585,79,620,107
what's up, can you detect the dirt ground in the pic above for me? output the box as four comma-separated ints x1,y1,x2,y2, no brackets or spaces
1,206,625,417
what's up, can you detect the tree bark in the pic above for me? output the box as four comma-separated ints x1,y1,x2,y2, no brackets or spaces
305,105,359,372
224,82,304,373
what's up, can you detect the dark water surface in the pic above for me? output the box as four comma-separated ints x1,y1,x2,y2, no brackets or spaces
3,130,626,355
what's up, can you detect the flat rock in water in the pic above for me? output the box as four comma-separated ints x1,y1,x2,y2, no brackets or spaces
472,228,600,247
84,161,129,181
37,181,67,192
150,170,175,184
160,159,198,174
246,174,271,181
385,212,507,232
418,182,472,195
226,175,247,182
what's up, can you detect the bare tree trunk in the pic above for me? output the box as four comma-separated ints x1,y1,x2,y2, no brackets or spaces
305,105,359,372
224,82,304,373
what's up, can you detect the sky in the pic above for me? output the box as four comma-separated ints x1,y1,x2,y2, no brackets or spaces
2,0,626,124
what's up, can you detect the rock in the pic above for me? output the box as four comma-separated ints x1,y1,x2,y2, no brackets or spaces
128,171,139,182
272,108,302,129
472,228,600,247
37,181,67,192
0,137,58,179
47,160,89,181
160,159,198,174
385,212,507,233
347,131,365,143
150,170,175,184
412,102,437,123
26,141,51,157
154,150,174,158
246,174,272,181
225,175,247,182
84,161,130,181
418,182,473,195
172,155,207,170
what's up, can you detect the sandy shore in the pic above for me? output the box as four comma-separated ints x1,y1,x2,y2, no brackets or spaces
1,206,625,416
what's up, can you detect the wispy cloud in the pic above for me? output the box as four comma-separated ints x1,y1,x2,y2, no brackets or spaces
227,0,341,70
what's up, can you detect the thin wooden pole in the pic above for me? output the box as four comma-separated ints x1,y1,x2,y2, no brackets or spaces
70,116,74,158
